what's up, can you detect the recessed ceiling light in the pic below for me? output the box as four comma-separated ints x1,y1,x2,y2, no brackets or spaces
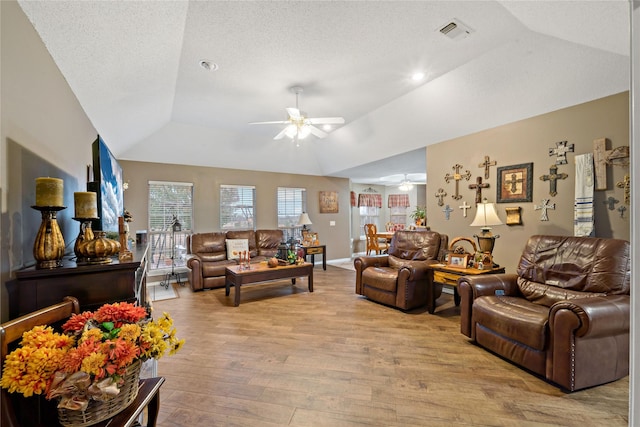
323,124,332,131
411,72,425,81
199,60,219,72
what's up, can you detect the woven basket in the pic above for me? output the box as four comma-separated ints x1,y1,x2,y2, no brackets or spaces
57,359,141,427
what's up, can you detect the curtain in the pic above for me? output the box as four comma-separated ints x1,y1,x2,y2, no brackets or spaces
388,194,410,208
350,191,357,207
357,193,382,208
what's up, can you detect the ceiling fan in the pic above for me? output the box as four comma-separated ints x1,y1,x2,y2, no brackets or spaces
378,173,425,190
249,86,345,145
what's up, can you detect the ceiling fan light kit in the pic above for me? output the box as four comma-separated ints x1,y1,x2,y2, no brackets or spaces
249,86,345,144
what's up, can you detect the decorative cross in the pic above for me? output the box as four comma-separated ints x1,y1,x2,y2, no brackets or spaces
478,155,497,179
616,174,630,205
444,164,471,200
603,196,619,211
618,205,627,219
534,199,555,221
539,164,568,196
442,204,453,220
468,176,490,204
459,201,471,217
435,188,447,207
549,140,574,165
504,173,523,194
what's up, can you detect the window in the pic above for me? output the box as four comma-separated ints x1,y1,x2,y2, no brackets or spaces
358,192,382,233
220,185,255,230
277,187,306,242
390,207,407,225
148,181,193,271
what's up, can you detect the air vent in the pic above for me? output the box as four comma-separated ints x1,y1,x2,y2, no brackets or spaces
438,18,473,40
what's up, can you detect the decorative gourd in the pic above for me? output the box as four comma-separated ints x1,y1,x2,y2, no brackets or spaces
33,213,65,264
76,231,120,260
267,257,279,268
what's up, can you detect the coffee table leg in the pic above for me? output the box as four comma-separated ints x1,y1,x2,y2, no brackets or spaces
225,279,230,296
308,268,313,292
291,278,296,285
234,283,241,307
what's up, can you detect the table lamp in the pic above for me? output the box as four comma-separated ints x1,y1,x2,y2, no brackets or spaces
470,198,502,268
297,212,312,231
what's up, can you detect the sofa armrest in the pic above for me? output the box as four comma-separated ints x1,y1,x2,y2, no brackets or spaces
186,254,204,291
548,295,630,391
458,273,519,338
354,255,389,294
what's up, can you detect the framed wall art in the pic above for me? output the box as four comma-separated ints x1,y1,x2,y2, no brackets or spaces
497,163,533,203
319,191,339,213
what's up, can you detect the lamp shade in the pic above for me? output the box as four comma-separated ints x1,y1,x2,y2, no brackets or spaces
470,199,502,230
297,212,312,226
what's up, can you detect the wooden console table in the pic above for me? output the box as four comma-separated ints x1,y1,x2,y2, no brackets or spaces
300,245,326,270
428,263,505,314
7,246,148,320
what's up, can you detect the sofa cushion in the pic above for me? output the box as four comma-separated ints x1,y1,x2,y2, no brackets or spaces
388,256,432,271
388,230,441,260
473,296,549,351
517,235,630,295
517,277,606,307
189,232,227,262
362,267,398,293
226,230,258,257
226,239,249,260
256,229,283,257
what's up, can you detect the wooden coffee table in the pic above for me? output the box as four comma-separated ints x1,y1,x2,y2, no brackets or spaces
428,263,505,314
225,262,313,306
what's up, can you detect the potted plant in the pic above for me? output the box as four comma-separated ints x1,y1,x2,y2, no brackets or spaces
410,206,426,226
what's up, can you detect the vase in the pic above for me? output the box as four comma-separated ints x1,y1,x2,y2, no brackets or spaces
32,206,66,269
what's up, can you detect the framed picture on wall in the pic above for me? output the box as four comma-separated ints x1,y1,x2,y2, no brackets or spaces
497,163,533,203
319,191,339,213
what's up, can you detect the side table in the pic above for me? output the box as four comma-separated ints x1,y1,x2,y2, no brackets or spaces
428,263,505,314
300,245,326,270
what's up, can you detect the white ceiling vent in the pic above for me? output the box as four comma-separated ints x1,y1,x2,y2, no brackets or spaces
438,18,474,41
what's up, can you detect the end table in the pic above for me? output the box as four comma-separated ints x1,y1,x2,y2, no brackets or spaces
300,245,326,270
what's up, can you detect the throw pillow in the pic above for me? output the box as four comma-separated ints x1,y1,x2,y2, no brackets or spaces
226,239,249,260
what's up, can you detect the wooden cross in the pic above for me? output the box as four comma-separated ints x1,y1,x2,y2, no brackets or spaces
442,204,453,220
478,155,496,179
603,196,619,211
616,174,630,205
549,140,574,165
534,199,555,221
435,188,447,207
459,201,471,217
444,164,471,200
618,205,627,219
593,138,610,190
504,173,523,194
468,176,490,204
539,164,568,196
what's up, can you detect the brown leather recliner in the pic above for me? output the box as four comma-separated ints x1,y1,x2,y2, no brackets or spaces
459,234,630,392
354,230,448,310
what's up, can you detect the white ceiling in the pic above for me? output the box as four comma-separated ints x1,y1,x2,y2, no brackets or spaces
18,1,630,186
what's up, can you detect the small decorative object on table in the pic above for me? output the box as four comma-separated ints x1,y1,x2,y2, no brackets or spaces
0,302,184,426
33,177,67,269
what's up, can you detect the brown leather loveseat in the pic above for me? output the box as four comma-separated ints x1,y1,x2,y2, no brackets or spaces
354,230,448,310
459,234,630,391
186,229,283,291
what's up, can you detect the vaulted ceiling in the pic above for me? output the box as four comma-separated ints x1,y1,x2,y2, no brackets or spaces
18,1,630,185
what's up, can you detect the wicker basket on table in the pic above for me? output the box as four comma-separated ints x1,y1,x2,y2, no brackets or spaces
57,359,141,427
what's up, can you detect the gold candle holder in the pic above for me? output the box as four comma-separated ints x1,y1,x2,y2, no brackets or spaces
73,216,97,263
31,205,66,269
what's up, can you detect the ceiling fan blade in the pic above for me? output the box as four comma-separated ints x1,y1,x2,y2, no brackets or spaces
273,127,289,140
306,117,345,125
249,120,289,125
286,107,302,120
308,125,328,138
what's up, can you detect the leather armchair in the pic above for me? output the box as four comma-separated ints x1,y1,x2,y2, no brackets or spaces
459,234,630,391
354,230,448,310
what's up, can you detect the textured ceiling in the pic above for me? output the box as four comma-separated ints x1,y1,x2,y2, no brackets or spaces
18,1,630,185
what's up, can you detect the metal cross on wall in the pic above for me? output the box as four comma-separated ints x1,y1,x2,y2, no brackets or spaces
459,201,471,217
478,155,496,179
444,164,471,200
603,196,619,211
442,204,453,220
435,188,447,207
618,205,627,218
539,164,568,196
534,199,555,221
549,140,575,165
468,176,489,204
616,174,630,205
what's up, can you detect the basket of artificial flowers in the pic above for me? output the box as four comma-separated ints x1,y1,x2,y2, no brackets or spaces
0,302,184,426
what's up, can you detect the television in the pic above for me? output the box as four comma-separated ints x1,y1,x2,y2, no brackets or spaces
90,136,124,233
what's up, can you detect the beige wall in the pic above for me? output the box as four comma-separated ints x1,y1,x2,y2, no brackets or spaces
120,161,352,260
426,92,630,272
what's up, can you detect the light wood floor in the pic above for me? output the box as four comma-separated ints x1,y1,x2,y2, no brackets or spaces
152,265,628,426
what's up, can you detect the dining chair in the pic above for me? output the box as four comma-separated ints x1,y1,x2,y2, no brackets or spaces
364,224,389,255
